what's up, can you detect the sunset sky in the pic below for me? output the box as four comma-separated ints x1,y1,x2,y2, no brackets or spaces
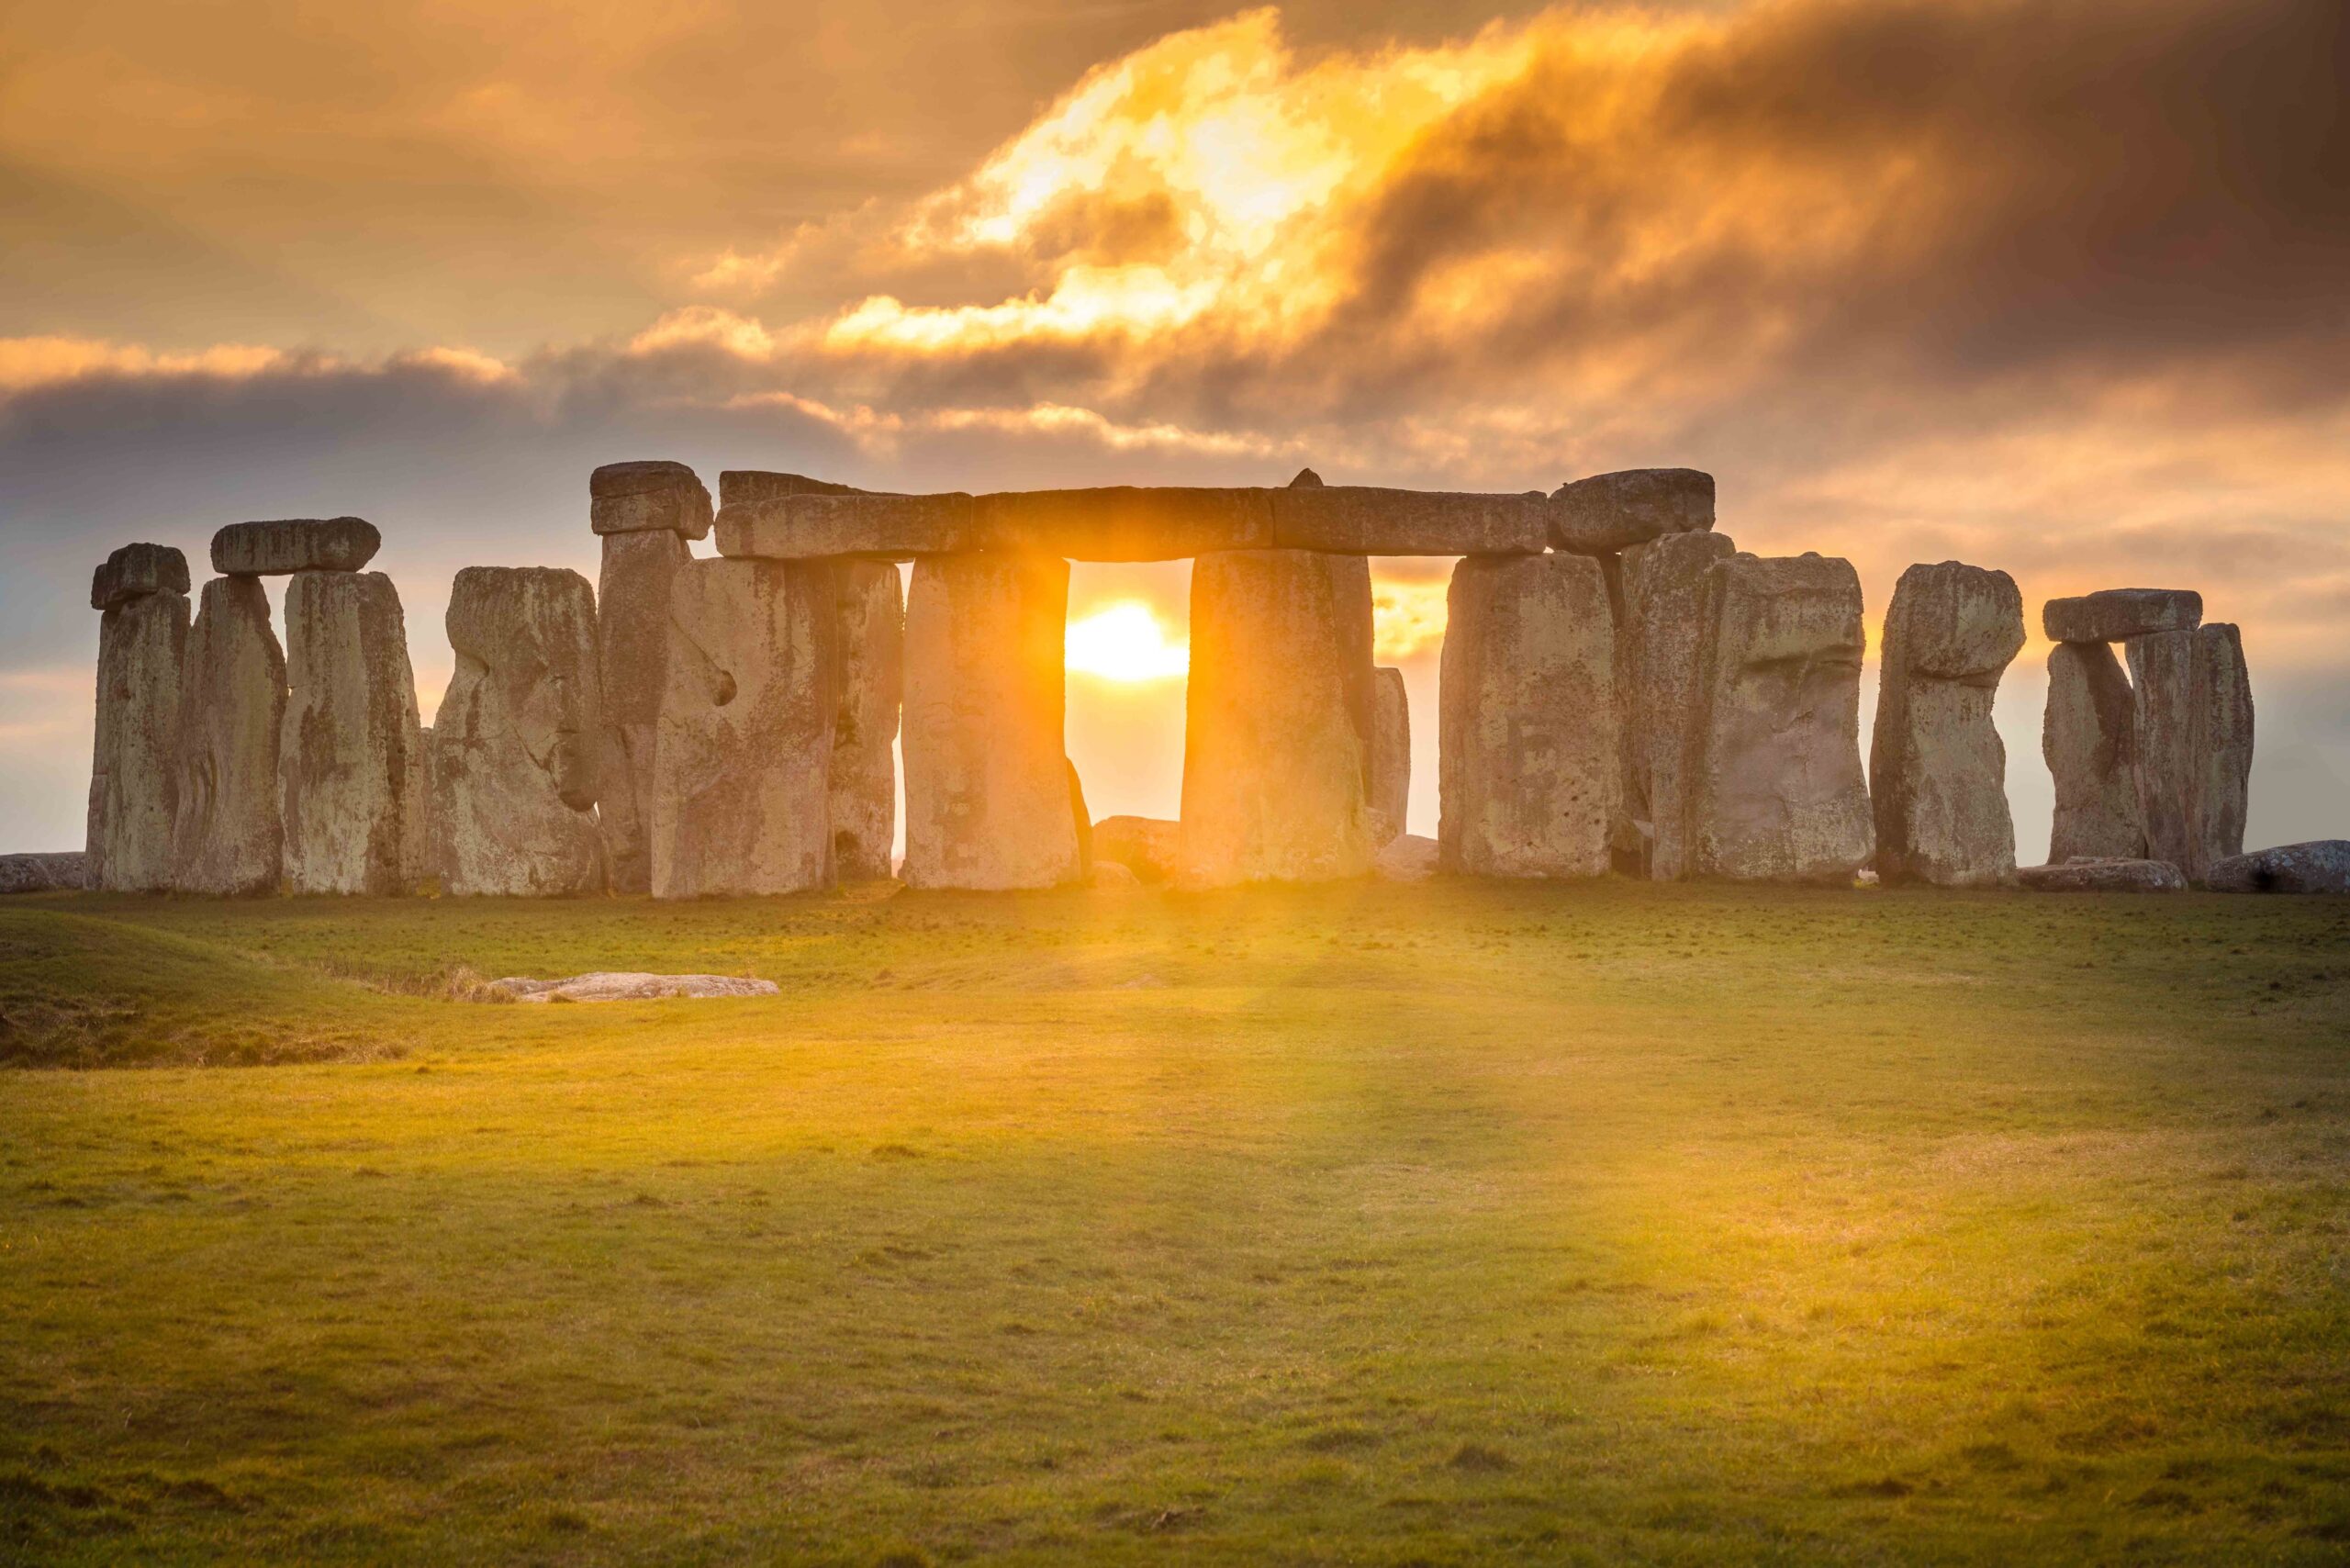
4,0,2344,853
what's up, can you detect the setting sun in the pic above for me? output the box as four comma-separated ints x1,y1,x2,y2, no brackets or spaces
1064,599,1189,681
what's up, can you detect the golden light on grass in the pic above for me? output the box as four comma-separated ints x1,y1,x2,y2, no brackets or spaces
1065,599,1190,681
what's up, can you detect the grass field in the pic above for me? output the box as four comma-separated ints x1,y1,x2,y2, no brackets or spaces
3,879,2347,1564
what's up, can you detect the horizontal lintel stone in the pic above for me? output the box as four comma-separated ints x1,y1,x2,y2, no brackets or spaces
1271,487,1547,555
591,461,712,540
2042,588,2202,644
718,470,872,509
716,492,978,560
91,543,191,610
974,487,1273,560
1550,468,1715,554
210,518,380,576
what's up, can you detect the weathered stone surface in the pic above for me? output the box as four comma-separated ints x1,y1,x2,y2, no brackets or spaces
1270,487,1547,555
1092,816,1181,882
830,560,904,880
2042,641,2145,862
1369,666,1409,847
595,529,692,893
1087,860,1141,890
1551,469,1715,554
718,470,867,508
1617,530,1738,879
590,460,714,539
716,492,977,560
2206,841,2350,895
653,558,837,897
495,972,781,1002
431,566,605,897
211,517,380,576
90,543,189,610
279,571,430,895
1289,468,1324,488
171,577,285,895
977,487,1274,560
1869,562,2025,886
88,588,188,891
901,554,1081,889
1684,554,1872,883
2017,857,2188,893
0,853,89,894
2127,624,2253,883
1438,554,1618,878
1375,833,1441,881
1181,549,1378,885
2043,588,2200,644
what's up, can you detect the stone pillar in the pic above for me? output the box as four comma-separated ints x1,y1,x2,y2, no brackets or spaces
652,558,835,897
171,576,285,895
280,570,430,895
1617,530,1738,879
1369,666,1409,847
1869,562,2025,886
2042,641,2144,862
1180,549,1376,886
2128,624,2252,883
592,461,711,893
87,544,191,891
431,566,606,896
1438,554,1618,878
831,561,904,879
901,553,1082,890
1684,554,1872,883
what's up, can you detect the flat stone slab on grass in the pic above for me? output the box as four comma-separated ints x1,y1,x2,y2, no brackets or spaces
2042,588,2201,644
2018,857,2188,892
0,852,89,893
2205,841,2350,894
493,972,780,1002
211,518,382,576
1374,833,1440,881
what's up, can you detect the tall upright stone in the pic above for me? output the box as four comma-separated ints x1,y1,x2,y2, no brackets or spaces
1683,554,1872,883
431,567,605,897
591,460,710,893
171,576,285,895
901,554,1082,890
87,546,190,891
652,558,835,897
830,561,904,879
2127,624,2252,883
280,571,430,895
2042,641,2144,862
1869,562,2026,887
1369,666,1409,846
1618,529,1739,879
1438,554,1618,878
1181,549,1377,886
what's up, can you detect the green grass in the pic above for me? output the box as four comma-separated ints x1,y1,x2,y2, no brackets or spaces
2,880,2347,1563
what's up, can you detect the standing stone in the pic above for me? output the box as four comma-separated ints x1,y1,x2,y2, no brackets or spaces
830,561,903,879
1438,554,1618,878
1368,666,1410,846
171,577,285,895
596,529,692,893
2042,641,2145,863
88,577,189,892
2128,624,2253,883
1869,562,2026,887
901,554,1082,890
652,558,835,897
431,567,605,897
280,571,430,895
1181,549,1377,886
1684,554,1872,883
1618,530,1739,879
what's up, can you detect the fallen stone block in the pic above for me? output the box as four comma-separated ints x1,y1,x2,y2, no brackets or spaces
1439,553,1618,878
1270,487,1548,555
211,517,381,576
1092,816,1181,882
0,853,89,894
89,586,189,891
977,487,1274,560
2042,588,2200,644
653,558,837,897
1617,529,1738,879
1180,549,1378,885
90,543,189,610
2205,841,2350,894
901,553,1082,889
716,492,978,560
279,570,430,895
1374,833,1440,881
172,576,285,895
2042,641,2145,862
1550,468,1715,554
1870,561,2025,887
830,560,904,881
1369,666,1409,846
2017,857,2188,892
595,528,692,893
1684,554,1872,883
1087,860,1142,890
431,566,606,897
494,972,781,1002
590,460,713,539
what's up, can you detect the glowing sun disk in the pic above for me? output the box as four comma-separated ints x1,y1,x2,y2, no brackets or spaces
1066,601,1189,681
